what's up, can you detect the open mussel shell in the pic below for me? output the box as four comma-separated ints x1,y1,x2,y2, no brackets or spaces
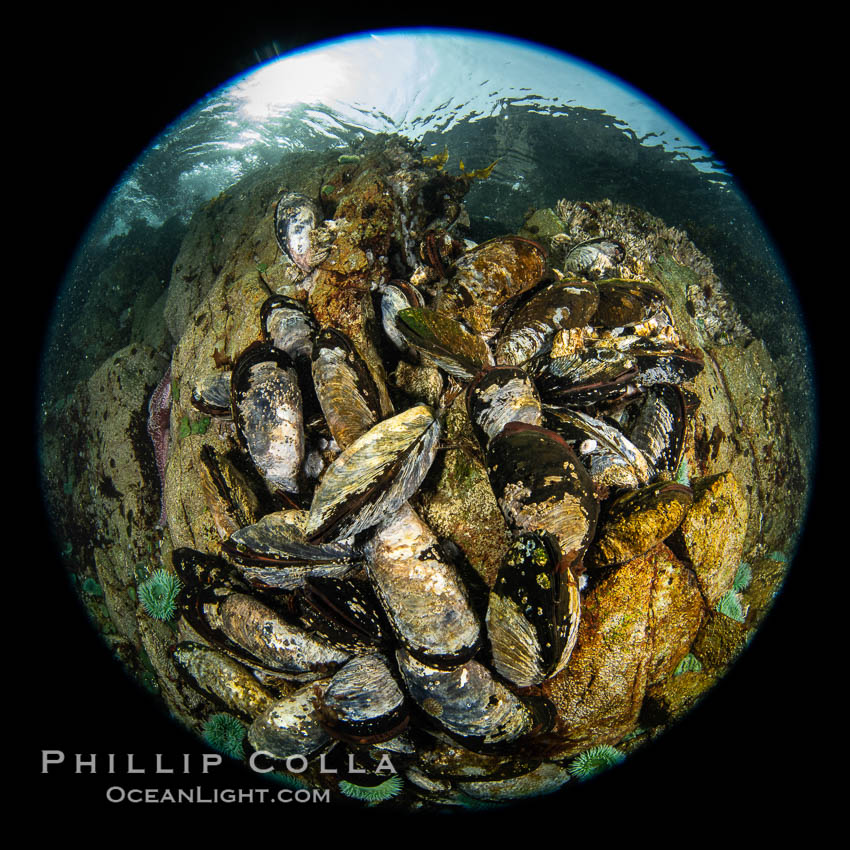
532,347,639,407
274,191,322,272
248,678,333,760
305,403,441,543
311,326,382,449
585,480,694,569
486,422,599,566
379,280,426,353
593,279,669,328
628,383,687,478
493,279,599,367
395,307,494,380
446,235,548,333
261,295,317,364
545,407,652,490
299,575,390,652
486,531,581,687
192,589,351,680
319,653,408,744
172,641,274,721
564,238,626,280
231,342,305,496
466,366,543,448
396,649,554,752
363,502,481,669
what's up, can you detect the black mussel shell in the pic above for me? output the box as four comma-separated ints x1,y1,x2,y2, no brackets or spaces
274,191,322,272
396,649,543,752
231,341,305,496
319,654,409,744
486,531,581,687
486,422,599,565
363,503,481,669
394,307,494,380
379,280,426,353
172,641,274,722
191,371,233,416
188,588,351,679
311,326,383,449
493,278,599,366
305,404,440,543
545,407,652,490
261,295,317,363
593,279,669,328
564,238,626,279
629,383,687,478
633,345,704,388
466,366,543,449
532,347,639,407
299,576,390,652
173,546,245,592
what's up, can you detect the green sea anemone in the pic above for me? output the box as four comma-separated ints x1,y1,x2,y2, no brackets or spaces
733,562,752,591
338,775,403,805
568,745,625,780
81,577,103,597
674,653,702,675
715,590,745,623
203,713,246,758
138,569,182,620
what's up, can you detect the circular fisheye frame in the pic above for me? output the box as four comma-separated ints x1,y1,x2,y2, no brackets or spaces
36,28,814,812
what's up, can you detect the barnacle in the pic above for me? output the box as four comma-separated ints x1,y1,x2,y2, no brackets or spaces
203,713,246,758
567,745,625,780
138,569,182,620
338,774,403,804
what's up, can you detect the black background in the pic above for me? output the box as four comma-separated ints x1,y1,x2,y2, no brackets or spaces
24,10,825,833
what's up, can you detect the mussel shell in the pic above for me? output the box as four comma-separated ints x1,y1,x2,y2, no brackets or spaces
231,342,305,495
628,383,687,478
532,347,639,407
486,422,599,565
395,307,494,380
633,345,704,387
545,407,652,490
311,326,382,449
379,280,426,353
199,444,262,540
172,641,274,721
173,546,244,592
261,295,318,364
320,654,408,744
446,235,548,333
299,575,389,652
305,404,441,543
493,279,599,366
586,480,693,568
274,191,322,272
486,531,581,687
248,679,333,760
197,590,351,679
564,238,626,280
191,371,233,416
456,762,571,801
363,502,481,669
396,649,550,751
466,366,543,448
593,279,669,329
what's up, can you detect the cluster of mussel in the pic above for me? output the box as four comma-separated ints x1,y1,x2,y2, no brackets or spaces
171,192,704,802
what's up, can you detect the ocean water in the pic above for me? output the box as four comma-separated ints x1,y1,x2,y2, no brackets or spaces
33,28,817,814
